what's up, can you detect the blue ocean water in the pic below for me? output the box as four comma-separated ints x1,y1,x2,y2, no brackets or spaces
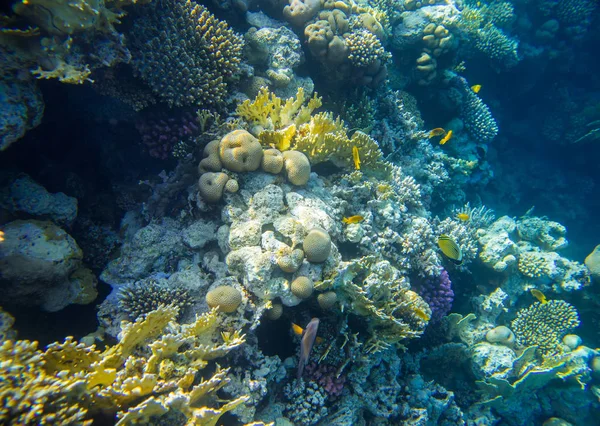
0,0,599,424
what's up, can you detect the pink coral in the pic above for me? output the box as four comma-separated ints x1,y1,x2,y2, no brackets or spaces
304,363,346,398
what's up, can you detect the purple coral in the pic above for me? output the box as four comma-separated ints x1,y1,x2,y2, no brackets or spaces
135,110,199,159
417,269,454,323
304,363,346,398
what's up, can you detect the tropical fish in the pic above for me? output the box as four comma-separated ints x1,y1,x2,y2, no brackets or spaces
414,308,431,322
456,213,470,221
342,215,365,224
438,234,463,264
292,322,324,343
0,230,4,243
439,130,453,145
297,318,320,379
352,146,361,170
530,289,547,304
429,128,446,138
471,84,482,93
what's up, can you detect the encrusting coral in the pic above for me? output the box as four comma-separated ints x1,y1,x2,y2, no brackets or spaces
0,306,248,425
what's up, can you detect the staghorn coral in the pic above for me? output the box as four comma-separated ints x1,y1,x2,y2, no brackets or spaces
118,279,193,320
511,300,580,358
0,306,248,425
129,0,243,108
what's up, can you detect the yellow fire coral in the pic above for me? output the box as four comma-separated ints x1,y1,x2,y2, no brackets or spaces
0,306,248,425
237,87,385,170
237,86,322,136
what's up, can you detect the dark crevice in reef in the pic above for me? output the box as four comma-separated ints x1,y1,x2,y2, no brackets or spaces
256,314,296,359
4,280,111,347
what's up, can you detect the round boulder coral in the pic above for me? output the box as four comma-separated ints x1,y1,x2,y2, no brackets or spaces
277,248,304,273
303,228,331,263
262,148,284,174
291,276,314,299
198,139,222,173
219,129,263,172
198,172,230,203
266,301,283,320
317,291,337,310
206,285,242,313
283,150,311,185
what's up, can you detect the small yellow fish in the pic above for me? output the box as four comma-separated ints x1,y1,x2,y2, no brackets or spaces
292,322,324,344
476,1,481,6
471,84,482,93
292,322,304,336
438,234,463,264
530,289,547,304
414,308,431,322
439,130,453,145
456,213,470,221
342,215,365,224
352,146,361,170
0,230,4,243
429,128,446,138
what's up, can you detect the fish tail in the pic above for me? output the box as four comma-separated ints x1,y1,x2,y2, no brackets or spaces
297,358,305,379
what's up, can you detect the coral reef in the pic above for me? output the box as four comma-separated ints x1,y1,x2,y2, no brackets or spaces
0,306,248,425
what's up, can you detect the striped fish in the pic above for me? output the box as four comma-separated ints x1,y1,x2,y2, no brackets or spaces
438,235,463,265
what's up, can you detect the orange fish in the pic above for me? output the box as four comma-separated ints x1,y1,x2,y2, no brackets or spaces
429,128,446,138
440,130,453,145
0,230,4,243
342,215,364,224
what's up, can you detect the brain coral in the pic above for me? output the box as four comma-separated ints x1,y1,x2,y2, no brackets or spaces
303,228,332,263
198,172,230,203
283,150,311,185
206,285,243,313
291,276,314,299
129,0,243,107
262,148,285,174
511,300,580,357
219,130,263,172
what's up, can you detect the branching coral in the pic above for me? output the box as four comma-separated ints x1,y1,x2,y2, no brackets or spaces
236,87,385,170
118,279,194,320
324,256,430,350
129,0,243,107
511,300,580,358
0,306,248,425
